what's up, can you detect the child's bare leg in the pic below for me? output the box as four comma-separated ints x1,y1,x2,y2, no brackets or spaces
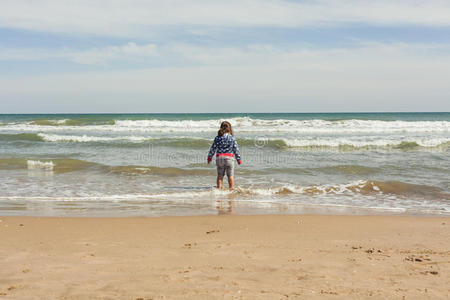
228,176,234,189
217,175,224,189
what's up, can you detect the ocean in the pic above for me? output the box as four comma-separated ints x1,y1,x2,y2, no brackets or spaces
0,112,448,216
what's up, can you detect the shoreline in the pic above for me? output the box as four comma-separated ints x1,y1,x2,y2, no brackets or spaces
2,198,448,218
1,211,450,218
1,215,449,299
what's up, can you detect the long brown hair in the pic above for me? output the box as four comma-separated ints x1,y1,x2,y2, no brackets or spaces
218,121,233,136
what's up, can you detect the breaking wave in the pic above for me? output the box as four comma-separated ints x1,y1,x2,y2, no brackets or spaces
0,132,448,150
1,180,447,201
27,160,55,171
0,117,448,134
281,138,450,150
31,118,115,126
144,180,450,200
0,158,99,173
0,133,44,142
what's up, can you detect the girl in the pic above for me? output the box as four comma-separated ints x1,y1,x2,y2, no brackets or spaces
207,121,242,189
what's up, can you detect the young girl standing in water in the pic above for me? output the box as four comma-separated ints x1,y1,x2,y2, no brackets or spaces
207,121,242,189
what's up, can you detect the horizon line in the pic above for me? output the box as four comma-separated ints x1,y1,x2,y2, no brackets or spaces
0,111,449,115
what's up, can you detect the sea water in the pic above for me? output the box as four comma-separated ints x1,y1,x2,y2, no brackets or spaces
0,113,448,216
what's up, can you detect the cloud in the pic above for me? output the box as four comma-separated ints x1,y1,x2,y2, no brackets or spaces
2,41,450,70
1,1,448,112
0,42,158,65
1,41,449,112
69,42,158,65
0,1,450,37
170,42,450,67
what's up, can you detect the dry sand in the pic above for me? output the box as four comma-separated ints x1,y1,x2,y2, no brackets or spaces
0,215,449,299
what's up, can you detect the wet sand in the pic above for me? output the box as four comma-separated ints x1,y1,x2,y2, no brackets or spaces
0,215,449,299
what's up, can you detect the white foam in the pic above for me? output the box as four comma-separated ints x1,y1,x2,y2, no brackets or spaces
282,137,449,148
140,180,371,198
107,118,450,134
30,133,450,149
1,181,368,201
38,133,151,143
0,117,449,134
27,160,55,171
52,119,68,125
1,179,448,216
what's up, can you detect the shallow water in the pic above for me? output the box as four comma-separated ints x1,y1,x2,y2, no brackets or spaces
0,113,449,216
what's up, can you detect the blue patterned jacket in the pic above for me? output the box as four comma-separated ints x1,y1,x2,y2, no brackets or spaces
208,133,242,162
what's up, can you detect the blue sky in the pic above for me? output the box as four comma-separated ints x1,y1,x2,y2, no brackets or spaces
0,0,450,113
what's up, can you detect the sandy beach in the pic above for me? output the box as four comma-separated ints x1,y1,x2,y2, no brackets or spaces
0,215,448,299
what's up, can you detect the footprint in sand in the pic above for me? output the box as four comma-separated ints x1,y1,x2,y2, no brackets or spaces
288,258,302,262
184,243,197,249
421,270,439,275
405,255,431,262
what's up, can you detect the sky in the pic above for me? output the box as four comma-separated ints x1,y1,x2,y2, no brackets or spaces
0,0,450,113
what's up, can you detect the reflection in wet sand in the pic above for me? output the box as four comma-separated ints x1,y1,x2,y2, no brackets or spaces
216,199,233,215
